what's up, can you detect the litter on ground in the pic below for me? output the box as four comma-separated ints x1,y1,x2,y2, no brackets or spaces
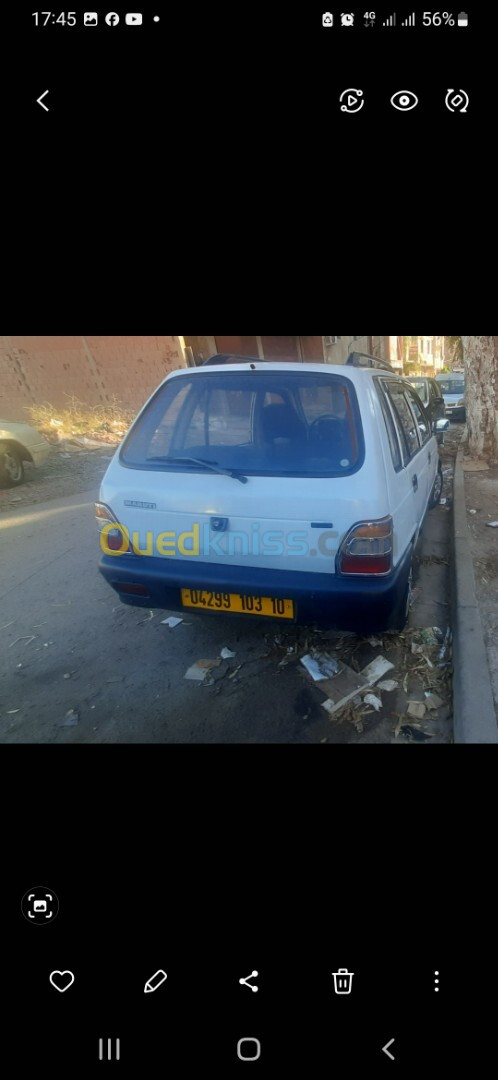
407,701,427,719
486,522,498,528
320,664,370,716
400,724,434,741
364,693,382,712
424,692,444,710
184,659,222,682
360,655,395,683
300,652,341,681
377,679,398,692
161,616,183,628
220,647,236,659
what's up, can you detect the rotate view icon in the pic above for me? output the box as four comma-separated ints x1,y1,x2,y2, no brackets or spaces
332,968,354,994
105,12,120,25
445,89,469,112
339,88,364,113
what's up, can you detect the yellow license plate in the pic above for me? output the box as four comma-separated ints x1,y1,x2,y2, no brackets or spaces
181,589,294,619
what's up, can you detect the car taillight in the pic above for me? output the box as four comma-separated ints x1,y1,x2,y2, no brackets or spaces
95,502,132,554
339,517,393,575
95,502,119,528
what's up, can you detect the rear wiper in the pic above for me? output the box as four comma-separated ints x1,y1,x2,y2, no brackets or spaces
146,455,248,484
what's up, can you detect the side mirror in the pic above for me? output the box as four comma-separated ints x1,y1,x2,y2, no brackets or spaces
435,396,445,406
435,419,449,432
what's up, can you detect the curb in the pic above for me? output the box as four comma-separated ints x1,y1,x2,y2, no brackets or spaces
451,446,498,742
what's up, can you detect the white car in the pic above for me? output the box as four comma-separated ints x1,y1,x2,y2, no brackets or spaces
96,353,447,633
0,421,51,488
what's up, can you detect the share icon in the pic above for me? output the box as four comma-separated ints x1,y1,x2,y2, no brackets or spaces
239,970,259,992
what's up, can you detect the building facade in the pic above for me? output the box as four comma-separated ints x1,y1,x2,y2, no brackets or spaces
184,335,397,367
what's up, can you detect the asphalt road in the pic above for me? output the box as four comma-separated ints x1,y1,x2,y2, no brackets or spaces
0,435,458,743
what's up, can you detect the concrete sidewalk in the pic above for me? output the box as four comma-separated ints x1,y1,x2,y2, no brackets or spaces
452,445,498,742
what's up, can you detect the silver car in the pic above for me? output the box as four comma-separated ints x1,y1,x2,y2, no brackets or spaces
0,421,51,487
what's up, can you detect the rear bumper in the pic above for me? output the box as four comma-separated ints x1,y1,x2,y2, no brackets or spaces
98,547,412,632
445,405,466,421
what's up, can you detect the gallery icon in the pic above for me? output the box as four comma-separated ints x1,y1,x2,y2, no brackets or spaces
105,12,120,25
322,12,333,26
341,13,355,26
125,12,143,24
83,12,98,25
21,886,59,924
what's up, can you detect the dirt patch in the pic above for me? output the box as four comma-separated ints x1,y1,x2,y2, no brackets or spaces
0,444,114,512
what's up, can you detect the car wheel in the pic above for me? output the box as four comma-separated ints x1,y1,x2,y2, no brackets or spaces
429,461,443,509
0,442,24,488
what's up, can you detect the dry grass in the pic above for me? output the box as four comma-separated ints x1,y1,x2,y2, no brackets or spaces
25,394,135,439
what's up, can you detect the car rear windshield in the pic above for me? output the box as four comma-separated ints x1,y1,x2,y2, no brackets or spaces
120,371,364,477
437,379,465,395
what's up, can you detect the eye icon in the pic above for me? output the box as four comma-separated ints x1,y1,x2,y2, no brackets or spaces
390,90,418,111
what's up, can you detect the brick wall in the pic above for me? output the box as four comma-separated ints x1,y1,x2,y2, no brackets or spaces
0,336,186,421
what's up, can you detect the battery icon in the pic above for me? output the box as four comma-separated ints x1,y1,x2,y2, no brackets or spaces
457,12,468,26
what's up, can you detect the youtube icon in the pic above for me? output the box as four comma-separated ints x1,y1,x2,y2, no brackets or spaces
125,13,143,24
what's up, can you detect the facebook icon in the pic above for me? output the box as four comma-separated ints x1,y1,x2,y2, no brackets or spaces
105,12,120,25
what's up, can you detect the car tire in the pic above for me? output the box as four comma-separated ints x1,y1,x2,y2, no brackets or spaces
0,442,24,488
428,461,443,510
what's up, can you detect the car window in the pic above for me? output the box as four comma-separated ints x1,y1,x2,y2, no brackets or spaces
437,379,465,395
408,379,429,405
385,383,421,459
404,385,431,445
376,383,402,471
184,387,254,448
121,371,364,478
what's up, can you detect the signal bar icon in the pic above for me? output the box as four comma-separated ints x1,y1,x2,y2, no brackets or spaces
383,12,396,27
402,12,415,26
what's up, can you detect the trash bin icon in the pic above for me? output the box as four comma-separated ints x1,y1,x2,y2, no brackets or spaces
332,968,354,994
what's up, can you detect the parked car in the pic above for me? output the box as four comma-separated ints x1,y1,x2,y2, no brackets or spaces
435,372,466,421
97,353,447,633
406,377,446,443
0,421,51,488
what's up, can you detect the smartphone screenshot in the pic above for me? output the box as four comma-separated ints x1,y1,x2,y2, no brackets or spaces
1,6,495,1077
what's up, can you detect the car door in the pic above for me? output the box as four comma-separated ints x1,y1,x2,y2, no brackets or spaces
403,383,437,511
429,379,445,422
383,381,429,526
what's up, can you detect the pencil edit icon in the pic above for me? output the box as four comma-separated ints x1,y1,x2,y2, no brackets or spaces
144,969,168,994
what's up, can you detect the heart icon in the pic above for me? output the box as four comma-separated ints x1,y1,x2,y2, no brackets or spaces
49,970,75,992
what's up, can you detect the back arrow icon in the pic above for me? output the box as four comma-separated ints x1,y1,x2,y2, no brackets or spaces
382,1038,395,1061
37,90,50,112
